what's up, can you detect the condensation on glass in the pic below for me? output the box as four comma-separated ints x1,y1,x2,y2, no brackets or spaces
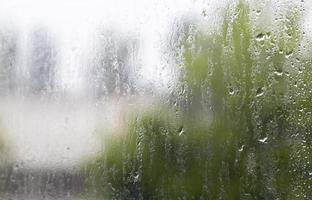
0,0,311,199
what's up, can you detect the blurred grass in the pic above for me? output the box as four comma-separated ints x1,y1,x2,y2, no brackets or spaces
83,0,312,199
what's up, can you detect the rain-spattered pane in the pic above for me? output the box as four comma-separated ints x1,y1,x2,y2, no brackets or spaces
0,0,312,199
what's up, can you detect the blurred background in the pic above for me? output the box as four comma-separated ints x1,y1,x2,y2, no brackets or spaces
0,0,312,199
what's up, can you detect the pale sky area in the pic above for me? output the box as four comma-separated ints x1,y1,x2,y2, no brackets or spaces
0,0,208,93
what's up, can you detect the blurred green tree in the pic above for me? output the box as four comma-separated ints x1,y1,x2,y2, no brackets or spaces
83,0,312,199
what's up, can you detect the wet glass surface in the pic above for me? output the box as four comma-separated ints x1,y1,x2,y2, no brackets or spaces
0,0,312,199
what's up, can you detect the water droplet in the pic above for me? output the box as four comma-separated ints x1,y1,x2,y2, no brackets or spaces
286,50,293,58
256,33,265,42
134,174,140,182
256,87,264,97
274,71,283,77
229,88,234,95
178,126,185,136
239,145,245,152
258,137,268,143
296,57,300,62
202,10,207,17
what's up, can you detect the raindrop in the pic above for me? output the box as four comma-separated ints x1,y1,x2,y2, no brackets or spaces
256,87,264,97
274,71,283,77
202,10,207,17
258,137,268,143
229,88,234,95
296,57,300,62
178,126,185,136
286,50,293,58
238,145,245,152
256,33,265,42
134,174,140,182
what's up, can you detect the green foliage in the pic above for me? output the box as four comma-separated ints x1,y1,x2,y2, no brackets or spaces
84,0,312,199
